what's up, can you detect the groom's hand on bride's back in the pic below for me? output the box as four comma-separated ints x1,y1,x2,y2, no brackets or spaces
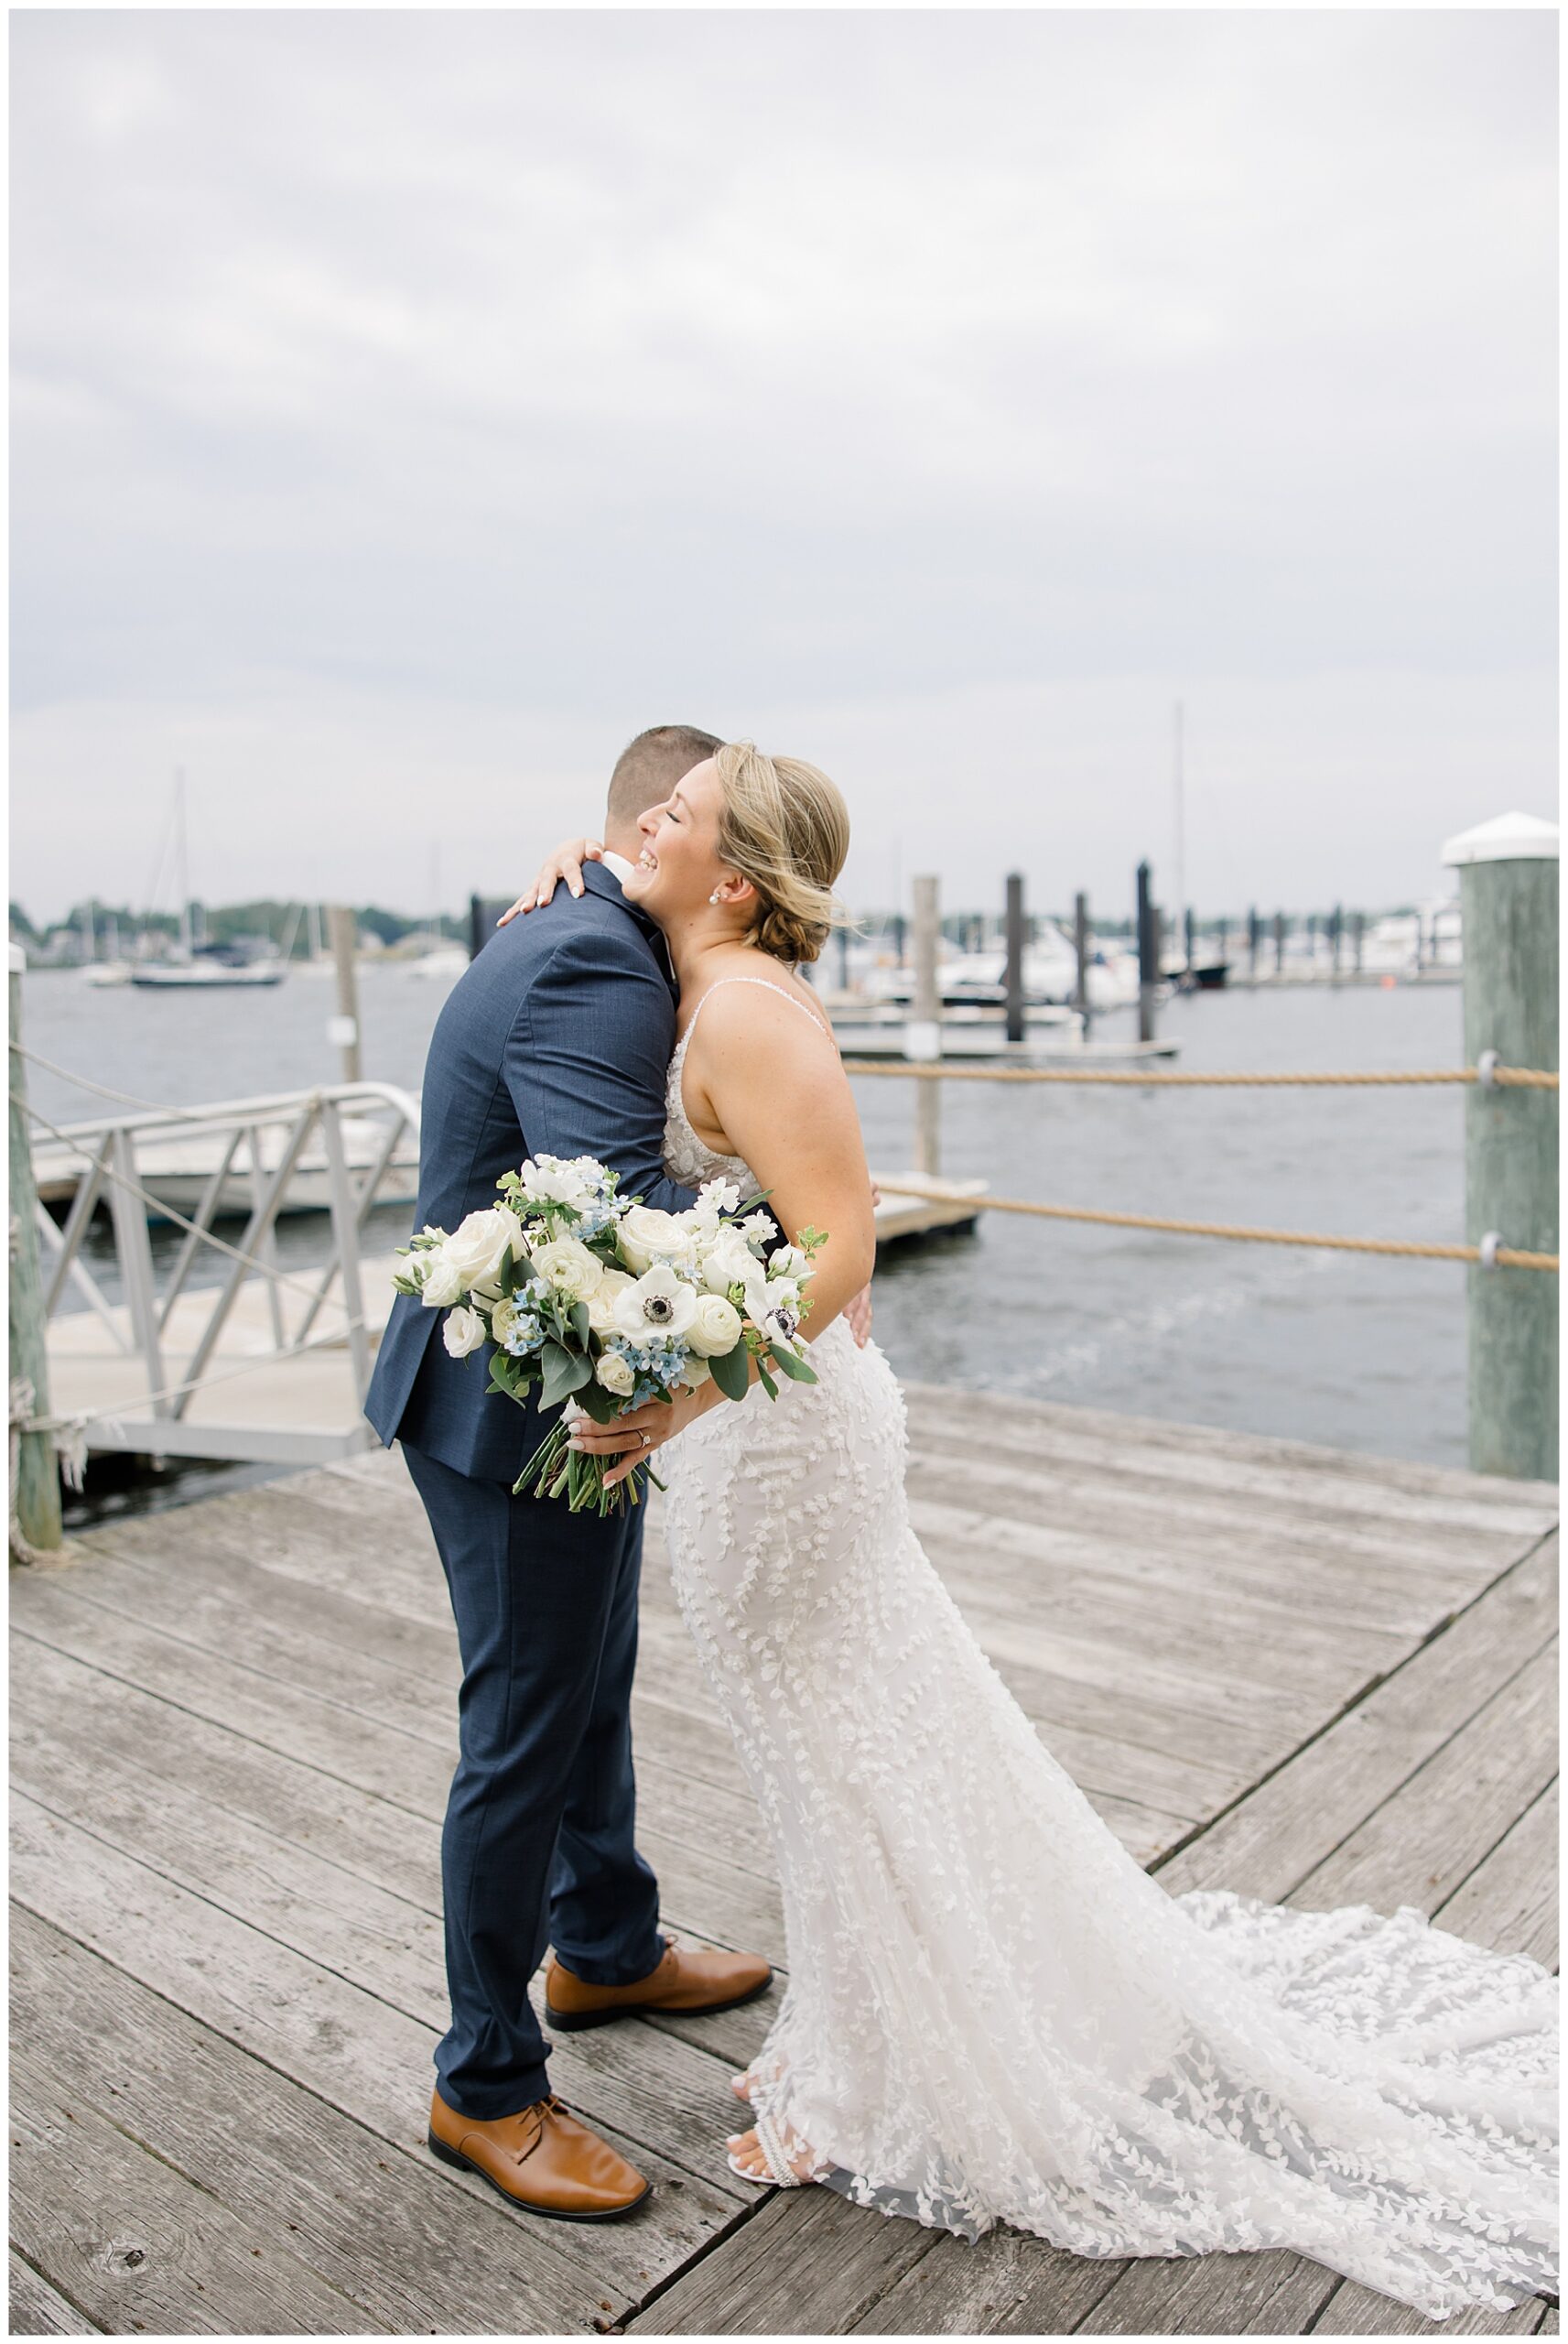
497,839,606,923
842,1183,880,1347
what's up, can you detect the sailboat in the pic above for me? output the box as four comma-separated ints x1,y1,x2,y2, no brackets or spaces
130,773,287,989
79,903,133,986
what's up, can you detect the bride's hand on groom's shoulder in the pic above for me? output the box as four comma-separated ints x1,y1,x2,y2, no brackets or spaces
496,838,606,924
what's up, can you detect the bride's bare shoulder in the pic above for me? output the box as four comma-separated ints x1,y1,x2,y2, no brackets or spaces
693,953,835,1047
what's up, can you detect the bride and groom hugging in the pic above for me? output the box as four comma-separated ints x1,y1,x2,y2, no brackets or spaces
365,727,1557,2317
366,723,875,2217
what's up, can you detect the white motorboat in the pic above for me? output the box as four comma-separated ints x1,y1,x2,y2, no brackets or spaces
131,946,287,990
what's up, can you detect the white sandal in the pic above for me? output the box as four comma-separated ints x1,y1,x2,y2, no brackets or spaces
725,2109,814,2188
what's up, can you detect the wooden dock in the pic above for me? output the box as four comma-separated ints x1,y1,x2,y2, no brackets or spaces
9,1390,1558,2338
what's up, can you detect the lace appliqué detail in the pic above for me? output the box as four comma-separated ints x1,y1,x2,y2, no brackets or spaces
655,998,1557,2321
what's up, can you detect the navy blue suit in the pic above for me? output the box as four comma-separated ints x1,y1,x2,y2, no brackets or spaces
365,862,696,2117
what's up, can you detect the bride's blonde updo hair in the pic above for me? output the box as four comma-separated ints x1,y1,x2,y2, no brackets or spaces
711,741,850,965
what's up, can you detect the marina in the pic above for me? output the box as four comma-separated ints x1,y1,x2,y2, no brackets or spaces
14,952,1499,1477
11,16,1556,2334
9,1397,1557,2336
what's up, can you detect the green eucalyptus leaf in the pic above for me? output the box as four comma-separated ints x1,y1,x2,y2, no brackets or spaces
540,1341,592,1410
709,1341,751,1402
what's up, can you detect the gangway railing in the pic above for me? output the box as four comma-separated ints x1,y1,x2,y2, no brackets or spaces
19,1081,420,1474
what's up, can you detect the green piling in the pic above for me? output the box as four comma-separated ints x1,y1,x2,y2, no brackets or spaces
1441,814,1559,1481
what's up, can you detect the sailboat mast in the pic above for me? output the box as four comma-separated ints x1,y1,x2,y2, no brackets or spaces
1172,700,1186,974
175,768,192,956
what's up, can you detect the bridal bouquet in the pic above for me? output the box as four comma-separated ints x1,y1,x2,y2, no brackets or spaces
392,1154,822,1514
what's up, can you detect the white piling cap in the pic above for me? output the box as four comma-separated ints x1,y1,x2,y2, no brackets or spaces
1441,810,1559,866
9,943,25,972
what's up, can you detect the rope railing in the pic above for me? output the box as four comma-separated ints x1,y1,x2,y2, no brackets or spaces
843,1059,1559,1089
873,1177,1558,1273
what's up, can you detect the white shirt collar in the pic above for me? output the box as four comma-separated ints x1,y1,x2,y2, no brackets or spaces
600,849,634,885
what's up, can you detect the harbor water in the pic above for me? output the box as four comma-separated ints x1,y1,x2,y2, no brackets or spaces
22,962,1467,1471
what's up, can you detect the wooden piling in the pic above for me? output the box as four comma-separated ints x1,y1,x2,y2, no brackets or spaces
1442,813,1559,1481
326,907,362,1085
1136,863,1158,1042
1003,874,1025,1045
1072,892,1092,1036
8,947,62,1553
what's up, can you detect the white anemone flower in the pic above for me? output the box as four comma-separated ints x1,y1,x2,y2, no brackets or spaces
612,1260,699,1344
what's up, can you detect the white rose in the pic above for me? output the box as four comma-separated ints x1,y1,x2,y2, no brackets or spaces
530,1235,604,1301
418,1247,465,1308
586,1268,636,1337
595,1350,636,1395
442,1305,488,1359
701,1232,760,1297
687,1293,743,1357
677,1355,713,1391
443,1206,526,1290
613,1260,699,1343
619,1205,697,1275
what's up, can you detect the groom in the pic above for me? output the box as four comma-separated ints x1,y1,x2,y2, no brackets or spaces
365,723,773,2221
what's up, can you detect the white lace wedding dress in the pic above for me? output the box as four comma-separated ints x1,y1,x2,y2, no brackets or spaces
657,977,1558,2321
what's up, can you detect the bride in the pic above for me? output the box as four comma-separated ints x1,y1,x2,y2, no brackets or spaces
510,741,1557,2321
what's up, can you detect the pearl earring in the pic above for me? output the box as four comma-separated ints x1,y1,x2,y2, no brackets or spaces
709,889,722,905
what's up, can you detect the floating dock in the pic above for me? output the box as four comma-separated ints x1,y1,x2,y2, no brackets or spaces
9,1394,1556,2336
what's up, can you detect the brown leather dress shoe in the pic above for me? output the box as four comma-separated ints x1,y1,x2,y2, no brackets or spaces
427,2088,650,2220
545,1936,774,2032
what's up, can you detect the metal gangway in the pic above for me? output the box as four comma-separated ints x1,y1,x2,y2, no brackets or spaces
25,1081,421,1470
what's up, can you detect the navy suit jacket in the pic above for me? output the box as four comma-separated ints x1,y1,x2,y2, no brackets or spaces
365,862,697,1481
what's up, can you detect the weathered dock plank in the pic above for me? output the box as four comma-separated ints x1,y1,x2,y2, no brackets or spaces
8,1796,738,2311
1437,1781,1559,1968
9,1907,596,2335
10,1386,1555,2338
632,2187,938,2334
847,2227,1129,2334
1155,1540,1557,1904
8,2253,99,2337
11,2046,376,2334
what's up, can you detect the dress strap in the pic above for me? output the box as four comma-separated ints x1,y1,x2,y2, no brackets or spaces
678,976,835,1051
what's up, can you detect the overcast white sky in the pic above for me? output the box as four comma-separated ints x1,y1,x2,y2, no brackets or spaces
10,9,1556,927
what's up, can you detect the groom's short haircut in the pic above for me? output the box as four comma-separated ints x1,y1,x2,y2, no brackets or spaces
607,724,722,830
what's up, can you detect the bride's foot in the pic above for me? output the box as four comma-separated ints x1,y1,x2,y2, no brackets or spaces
729,2052,785,2106
725,2111,821,2188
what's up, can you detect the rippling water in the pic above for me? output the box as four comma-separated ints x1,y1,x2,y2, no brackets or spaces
20,962,1468,1468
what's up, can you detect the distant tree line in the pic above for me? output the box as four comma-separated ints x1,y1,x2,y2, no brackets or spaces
9,899,467,966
